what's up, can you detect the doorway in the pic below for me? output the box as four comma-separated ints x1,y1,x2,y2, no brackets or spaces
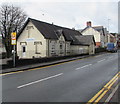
22,45,26,58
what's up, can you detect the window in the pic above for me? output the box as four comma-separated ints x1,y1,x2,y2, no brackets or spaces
22,46,26,52
26,26,34,30
34,41,42,45
52,44,55,49
60,44,62,49
34,41,42,54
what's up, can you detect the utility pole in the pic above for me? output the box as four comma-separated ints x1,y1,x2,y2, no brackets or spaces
108,19,110,33
107,19,111,43
11,32,16,67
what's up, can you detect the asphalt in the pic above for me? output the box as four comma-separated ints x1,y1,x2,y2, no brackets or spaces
2,51,119,102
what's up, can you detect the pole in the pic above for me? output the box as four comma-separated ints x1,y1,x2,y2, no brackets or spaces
13,45,15,67
108,19,110,43
108,19,110,33
11,32,16,67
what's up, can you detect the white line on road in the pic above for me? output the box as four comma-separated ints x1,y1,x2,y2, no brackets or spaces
17,73,63,89
105,84,118,102
97,59,106,63
75,64,92,70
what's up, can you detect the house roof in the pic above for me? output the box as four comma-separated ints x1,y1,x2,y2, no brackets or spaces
18,18,82,39
18,18,95,45
92,26,105,35
81,26,106,36
74,35,96,45
80,27,88,33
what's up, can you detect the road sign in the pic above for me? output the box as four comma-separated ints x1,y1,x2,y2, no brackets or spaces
11,32,16,45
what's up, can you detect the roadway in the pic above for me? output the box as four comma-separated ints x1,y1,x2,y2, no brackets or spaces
2,51,119,102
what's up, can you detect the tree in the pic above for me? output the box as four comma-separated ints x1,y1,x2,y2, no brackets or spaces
0,4,27,57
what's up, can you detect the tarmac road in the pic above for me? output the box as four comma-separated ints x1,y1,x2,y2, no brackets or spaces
2,51,119,102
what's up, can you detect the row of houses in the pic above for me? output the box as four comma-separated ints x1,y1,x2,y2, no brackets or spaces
79,21,117,48
17,18,95,59
1,18,117,59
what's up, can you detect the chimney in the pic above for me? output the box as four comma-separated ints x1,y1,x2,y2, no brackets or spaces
86,21,92,27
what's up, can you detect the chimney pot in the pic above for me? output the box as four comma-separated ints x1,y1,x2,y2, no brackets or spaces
86,21,92,27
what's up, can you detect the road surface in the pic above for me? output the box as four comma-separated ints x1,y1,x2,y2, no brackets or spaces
2,51,119,102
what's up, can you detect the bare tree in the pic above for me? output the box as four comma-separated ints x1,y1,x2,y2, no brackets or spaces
0,4,27,57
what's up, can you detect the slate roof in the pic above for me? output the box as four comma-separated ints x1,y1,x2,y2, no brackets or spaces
74,35,96,45
18,18,95,45
80,27,88,33
92,26,105,35
81,26,106,36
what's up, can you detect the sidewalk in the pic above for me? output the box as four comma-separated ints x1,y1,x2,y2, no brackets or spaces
109,88,119,103
100,77,120,104
109,83,120,103
1,52,107,74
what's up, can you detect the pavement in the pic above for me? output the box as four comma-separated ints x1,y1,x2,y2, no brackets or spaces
109,87,119,103
1,51,119,103
109,81,120,103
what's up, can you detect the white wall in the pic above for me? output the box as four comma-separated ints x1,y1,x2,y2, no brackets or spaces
70,45,89,55
89,43,95,54
48,35,68,57
17,21,47,59
82,27,100,42
65,41,71,55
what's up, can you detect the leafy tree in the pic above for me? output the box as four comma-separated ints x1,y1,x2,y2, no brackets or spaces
0,4,27,57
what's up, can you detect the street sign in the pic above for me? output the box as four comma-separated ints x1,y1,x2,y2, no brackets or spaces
26,38,35,42
11,32,16,45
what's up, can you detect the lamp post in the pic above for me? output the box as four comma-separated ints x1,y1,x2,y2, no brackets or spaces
107,19,111,43
108,19,111,33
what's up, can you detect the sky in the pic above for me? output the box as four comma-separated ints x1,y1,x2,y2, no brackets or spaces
0,0,119,33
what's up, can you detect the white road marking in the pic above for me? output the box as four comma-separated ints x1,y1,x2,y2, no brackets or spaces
17,73,63,89
105,84,118,102
97,59,106,63
75,64,92,70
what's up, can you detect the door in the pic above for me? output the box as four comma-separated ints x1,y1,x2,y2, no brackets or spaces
22,45,26,58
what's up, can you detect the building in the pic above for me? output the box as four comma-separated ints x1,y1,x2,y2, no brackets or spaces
17,18,95,59
107,33,117,43
80,21,107,48
117,34,120,48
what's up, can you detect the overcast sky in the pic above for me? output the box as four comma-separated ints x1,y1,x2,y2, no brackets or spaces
0,0,119,33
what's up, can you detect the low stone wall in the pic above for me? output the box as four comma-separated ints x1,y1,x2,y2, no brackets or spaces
2,53,88,69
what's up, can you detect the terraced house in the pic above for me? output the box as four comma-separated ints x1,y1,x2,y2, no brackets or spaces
17,18,95,59
80,21,108,48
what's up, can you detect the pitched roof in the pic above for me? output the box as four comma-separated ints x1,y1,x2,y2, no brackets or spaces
18,18,95,45
74,35,96,45
18,18,82,41
92,26,105,35
80,27,88,33
92,26,103,31
80,25,106,36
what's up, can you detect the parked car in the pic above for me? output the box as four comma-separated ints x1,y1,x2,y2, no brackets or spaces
106,43,117,52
